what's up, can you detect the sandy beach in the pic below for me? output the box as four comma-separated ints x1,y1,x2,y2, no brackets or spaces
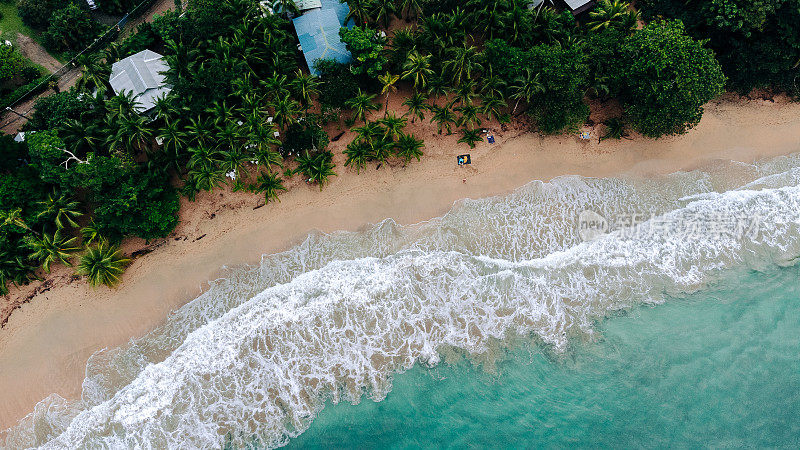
2,94,800,430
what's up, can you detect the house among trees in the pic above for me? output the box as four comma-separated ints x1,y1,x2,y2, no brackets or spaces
561,0,596,15
529,0,596,15
292,0,354,76
108,49,172,114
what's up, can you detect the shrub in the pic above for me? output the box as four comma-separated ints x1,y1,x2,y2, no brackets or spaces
619,20,726,137
0,45,25,82
43,4,103,53
71,159,180,241
314,59,361,111
28,91,94,131
77,241,130,287
340,26,387,79
18,0,68,30
282,115,329,155
21,66,42,83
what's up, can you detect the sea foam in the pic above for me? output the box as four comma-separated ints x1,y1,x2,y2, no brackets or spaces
3,156,800,448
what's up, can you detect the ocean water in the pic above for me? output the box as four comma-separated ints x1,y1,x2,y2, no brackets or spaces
3,153,800,448
290,266,800,449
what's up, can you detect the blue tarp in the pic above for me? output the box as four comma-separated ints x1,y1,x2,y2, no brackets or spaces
293,0,354,75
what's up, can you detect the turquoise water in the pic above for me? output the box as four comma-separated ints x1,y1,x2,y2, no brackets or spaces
290,266,800,449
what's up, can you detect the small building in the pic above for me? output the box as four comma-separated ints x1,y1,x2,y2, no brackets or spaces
561,0,596,15
108,50,172,114
532,0,596,15
260,0,321,16
292,0,354,76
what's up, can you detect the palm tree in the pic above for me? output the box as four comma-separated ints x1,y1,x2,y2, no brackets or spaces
430,105,457,135
389,27,418,66
106,91,141,120
402,92,429,123
480,69,507,100
0,248,35,296
37,192,83,230
248,126,283,171
601,118,627,140
0,209,37,236
401,50,434,92
400,0,423,21
253,171,287,203
206,100,238,128
158,119,190,162
456,103,482,130
345,0,373,26
271,93,301,130
587,0,640,33
163,39,200,84
458,128,483,148
263,72,291,102
345,88,381,124
510,69,545,114
294,151,336,189
481,96,507,123
75,54,111,94
426,76,450,102
352,121,384,143
188,165,227,193
379,113,407,141
26,230,80,272
112,114,154,154
290,69,321,113
187,145,225,192
378,72,401,116
151,95,176,122
498,0,534,44
454,80,478,106
186,116,216,147
77,241,130,287
394,132,424,165
372,0,397,28
80,220,102,246
60,118,102,154
442,44,483,87
370,136,395,164
220,148,249,181
344,140,371,173
269,0,299,18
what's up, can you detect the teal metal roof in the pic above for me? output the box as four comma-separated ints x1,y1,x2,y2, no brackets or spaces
293,1,353,75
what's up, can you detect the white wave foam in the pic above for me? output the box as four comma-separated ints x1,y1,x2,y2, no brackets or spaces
4,157,800,448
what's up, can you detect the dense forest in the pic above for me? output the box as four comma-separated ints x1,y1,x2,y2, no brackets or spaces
0,0,796,296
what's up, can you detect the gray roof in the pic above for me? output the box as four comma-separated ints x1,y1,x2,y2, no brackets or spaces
564,0,593,10
109,49,172,113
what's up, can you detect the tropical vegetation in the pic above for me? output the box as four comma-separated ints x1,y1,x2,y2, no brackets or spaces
0,0,796,297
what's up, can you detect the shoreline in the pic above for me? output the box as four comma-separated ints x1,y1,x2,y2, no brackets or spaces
2,95,800,429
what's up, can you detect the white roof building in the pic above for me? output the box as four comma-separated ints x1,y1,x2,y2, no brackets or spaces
109,50,172,113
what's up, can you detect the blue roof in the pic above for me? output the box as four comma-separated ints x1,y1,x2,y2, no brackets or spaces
320,0,354,27
293,1,353,75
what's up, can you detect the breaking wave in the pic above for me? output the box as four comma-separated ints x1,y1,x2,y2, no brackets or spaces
3,154,800,448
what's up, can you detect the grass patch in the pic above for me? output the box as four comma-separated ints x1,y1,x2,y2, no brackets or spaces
0,3,38,44
0,3,67,64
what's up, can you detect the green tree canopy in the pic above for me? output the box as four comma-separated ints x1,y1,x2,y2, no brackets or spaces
619,20,726,138
43,4,103,53
0,45,25,83
340,26,387,79
639,0,800,95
